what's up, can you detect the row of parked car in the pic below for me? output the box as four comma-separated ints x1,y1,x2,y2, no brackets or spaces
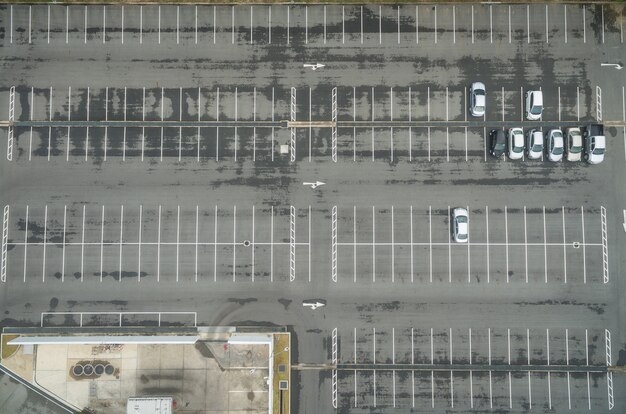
489,124,606,164
470,82,544,121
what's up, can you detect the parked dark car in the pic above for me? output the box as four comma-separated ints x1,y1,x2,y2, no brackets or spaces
490,129,506,158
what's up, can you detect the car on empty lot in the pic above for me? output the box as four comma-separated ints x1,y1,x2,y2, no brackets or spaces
507,127,524,160
525,90,543,121
452,208,469,243
546,129,564,162
526,129,544,159
565,127,583,161
490,129,506,158
470,82,486,117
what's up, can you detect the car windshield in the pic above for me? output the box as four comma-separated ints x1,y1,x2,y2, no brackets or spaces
474,90,485,96
457,216,468,224
530,105,542,115
570,145,582,153
553,147,564,155
457,233,468,240
532,144,543,152
593,147,605,155
474,105,484,112
513,145,523,153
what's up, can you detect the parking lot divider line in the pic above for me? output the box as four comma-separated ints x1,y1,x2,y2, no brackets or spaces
324,6,327,44
489,5,493,44
434,6,437,44
505,206,509,283
429,206,432,282
23,206,29,283
99,206,103,282
602,5,605,44
448,206,451,282
233,206,237,282
562,206,567,283
29,5,32,44
527,6,530,43
352,206,356,283
176,206,180,282
452,6,455,44
580,207,587,283
305,6,308,44
138,205,142,282
450,371,454,408
372,206,375,282
268,205,274,282
214,206,218,282
508,6,511,43
545,5,549,43
307,205,311,283
379,6,382,44
391,206,395,282
250,6,253,44
523,206,528,282
47,5,50,44
410,206,414,282
119,206,124,283
121,6,125,44
564,5,567,44
469,371,474,408
157,205,161,282
543,206,548,282
397,6,400,44
416,6,419,44
65,6,69,44
195,206,199,282
61,205,66,282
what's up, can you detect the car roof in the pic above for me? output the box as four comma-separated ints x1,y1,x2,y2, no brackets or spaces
532,131,543,141
593,136,606,147
553,136,564,147
513,133,524,146
531,90,543,104
475,95,486,105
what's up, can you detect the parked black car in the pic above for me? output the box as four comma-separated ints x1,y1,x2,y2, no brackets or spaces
490,129,506,158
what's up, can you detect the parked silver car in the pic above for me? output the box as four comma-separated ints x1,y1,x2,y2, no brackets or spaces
525,90,543,121
452,208,469,243
507,127,524,160
526,129,543,160
565,127,582,161
470,82,486,117
546,129,564,162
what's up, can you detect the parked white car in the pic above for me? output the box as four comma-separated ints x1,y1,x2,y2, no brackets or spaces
565,127,582,161
525,90,543,121
470,82,486,117
526,129,543,160
546,129,564,162
452,208,469,243
507,127,524,160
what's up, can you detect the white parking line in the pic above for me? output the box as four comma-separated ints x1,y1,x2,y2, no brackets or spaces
42,205,47,282
471,5,474,44
270,206,273,282
448,205,451,283
563,4,567,43
305,6,308,44
157,205,161,282
67,87,71,162
583,6,586,43
79,205,85,282
373,327,377,407
353,206,357,283
410,206,414,282
354,328,357,407
232,6,235,44
23,206,28,283
527,5,530,44
391,206,395,282
527,328,532,409
434,6,437,44
397,6,400,44
558,86,561,121
372,206,375,282
545,5,549,43
543,206,547,283
176,205,180,282
195,6,198,44
524,206,528,283
416,6,418,44
65,6,69,44
214,6,217,44
411,328,415,407
99,206,104,282
177,6,180,45
61,205,66,282
505,205,509,283
602,5,605,44
29,6,32,44
250,6,253,44
103,6,106,44
429,206,432,283
392,327,396,407
196,205,199,282
452,6,455,44
324,6,327,44
490,5,493,44
430,328,434,408
469,328,473,408
486,206,490,283
47,5,50,44
119,205,124,283
233,206,237,282
342,6,345,44
269,6,272,44
140,6,143,44
121,6,124,44
158,6,161,44
379,5,382,44
581,206,587,283
562,206,567,283
214,205,218,282
138,205,142,282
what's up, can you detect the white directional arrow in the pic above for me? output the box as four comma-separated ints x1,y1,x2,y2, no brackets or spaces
303,63,326,71
601,63,623,70
623,210,626,232
303,301,325,310
303,181,326,189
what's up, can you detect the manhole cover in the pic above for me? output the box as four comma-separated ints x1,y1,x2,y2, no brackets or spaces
243,240,251,247
573,242,580,249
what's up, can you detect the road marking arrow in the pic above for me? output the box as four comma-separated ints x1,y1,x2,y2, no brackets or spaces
303,63,326,71
303,181,326,189
303,301,325,310
601,63,623,70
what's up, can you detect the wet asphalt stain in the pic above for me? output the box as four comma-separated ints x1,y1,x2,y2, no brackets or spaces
227,297,258,306
278,298,292,310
